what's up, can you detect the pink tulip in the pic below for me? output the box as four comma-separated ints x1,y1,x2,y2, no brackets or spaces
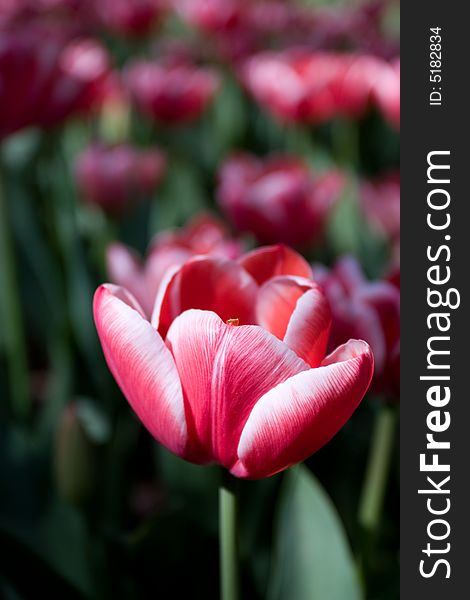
94,245,374,479
217,153,344,247
106,213,243,315
360,172,400,243
313,256,400,398
0,31,111,138
242,49,389,124
125,57,219,124
75,143,166,215
373,58,400,129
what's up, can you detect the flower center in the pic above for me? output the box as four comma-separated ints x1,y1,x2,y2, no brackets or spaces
226,318,239,326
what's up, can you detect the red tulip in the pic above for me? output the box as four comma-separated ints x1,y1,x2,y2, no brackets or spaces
75,143,166,215
174,0,245,33
94,245,374,479
106,213,243,316
40,37,111,126
0,31,111,138
98,0,166,36
125,57,219,124
313,256,400,398
173,0,305,61
242,49,389,124
0,0,98,31
360,172,400,243
217,153,344,247
373,58,400,129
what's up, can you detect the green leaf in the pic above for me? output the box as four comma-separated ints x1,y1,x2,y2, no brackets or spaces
0,526,86,600
75,397,112,445
37,499,92,596
268,466,363,600
150,158,209,235
155,446,219,534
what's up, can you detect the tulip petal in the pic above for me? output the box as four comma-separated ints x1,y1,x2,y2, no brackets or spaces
256,276,310,339
283,286,332,367
106,243,151,314
239,245,312,285
256,275,331,366
93,284,187,455
234,340,373,479
155,256,258,338
165,309,309,469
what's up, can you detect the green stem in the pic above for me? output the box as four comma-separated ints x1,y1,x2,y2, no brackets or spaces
359,403,397,533
0,157,30,421
219,473,239,600
332,117,359,169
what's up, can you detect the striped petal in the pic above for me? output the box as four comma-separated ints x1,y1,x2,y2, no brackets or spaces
283,285,331,367
154,256,258,338
93,284,187,456
106,243,151,315
233,339,373,479
165,309,309,469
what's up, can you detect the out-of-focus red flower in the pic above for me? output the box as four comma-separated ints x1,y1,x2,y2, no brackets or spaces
373,57,400,129
242,50,390,124
174,0,245,33
0,0,167,37
0,0,98,32
106,213,243,316
360,172,400,243
0,31,111,138
217,153,344,247
313,256,400,398
125,57,219,124
172,1,315,62
75,143,166,215
94,244,374,478
41,37,111,125
98,0,166,36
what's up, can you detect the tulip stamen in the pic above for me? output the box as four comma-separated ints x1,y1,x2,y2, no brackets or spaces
226,318,239,326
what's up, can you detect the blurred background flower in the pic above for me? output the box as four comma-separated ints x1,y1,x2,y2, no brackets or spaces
218,153,344,247
75,142,166,215
106,213,242,315
125,55,219,125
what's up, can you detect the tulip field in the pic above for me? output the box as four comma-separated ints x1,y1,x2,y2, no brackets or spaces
0,1,400,599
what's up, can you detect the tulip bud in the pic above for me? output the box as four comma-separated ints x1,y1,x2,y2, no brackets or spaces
175,0,244,33
54,404,95,506
75,143,166,216
217,153,344,247
0,32,111,139
98,0,165,37
242,49,391,125
125,57,219,125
